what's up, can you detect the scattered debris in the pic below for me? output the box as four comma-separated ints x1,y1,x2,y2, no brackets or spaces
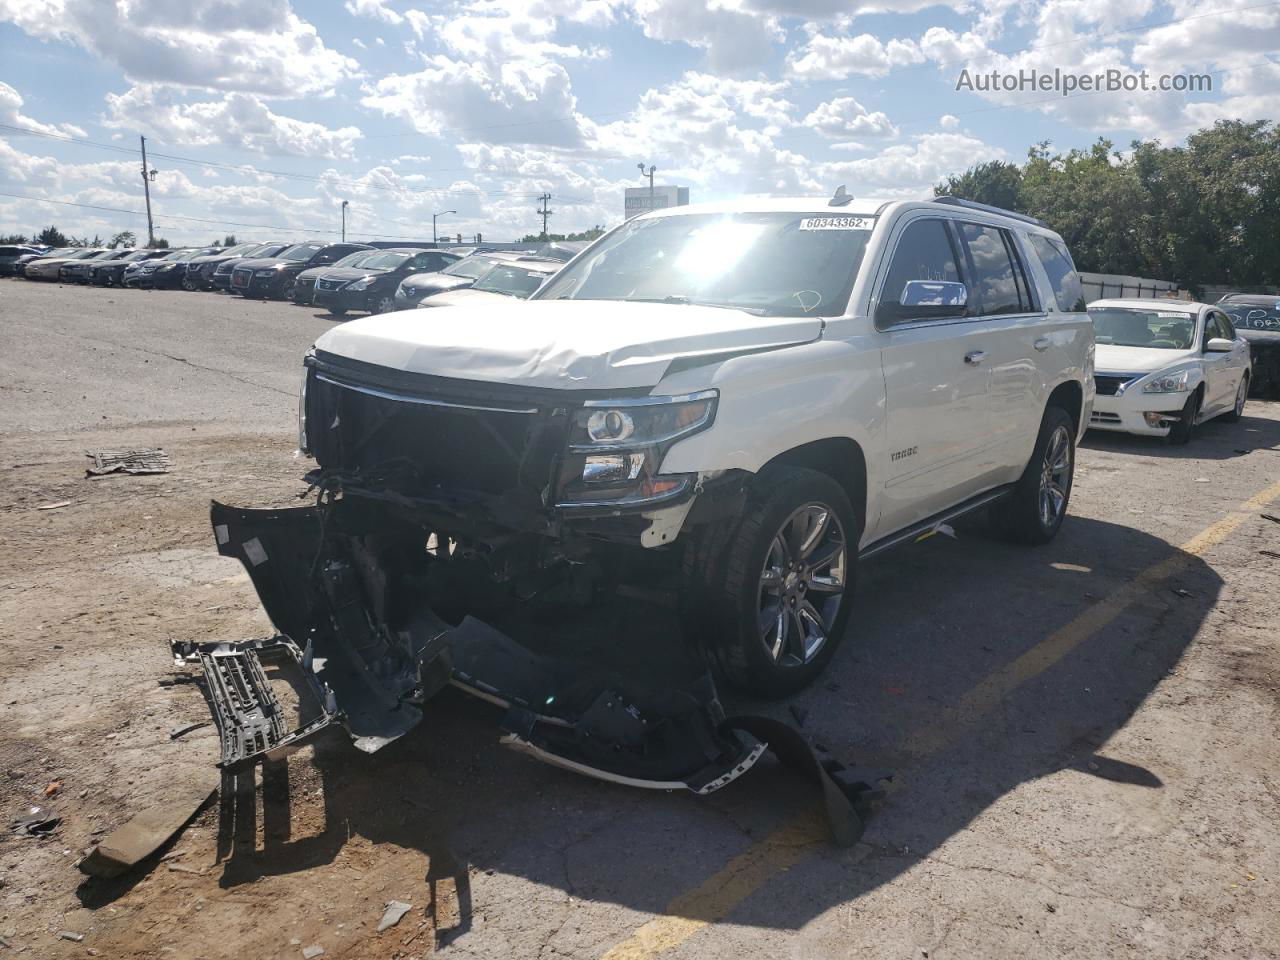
85,449,170,477
166,863,204,875
157,674,197,688
0,933,12,949
79,779,217,879
1193,477,1210,483
1171,588,1193,598
1261,513,1280,525
57,931,85,943
1260,551,1280,561
168,721,211,740
11,807,60,837
36,501,72,511
915,521,957,542
44,781,62,797
302,945,325,959
377,900,413,933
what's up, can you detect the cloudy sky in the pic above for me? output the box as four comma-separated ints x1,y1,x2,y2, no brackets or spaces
0,0,1276,245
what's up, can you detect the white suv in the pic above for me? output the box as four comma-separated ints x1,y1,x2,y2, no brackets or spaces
190,193,1093,783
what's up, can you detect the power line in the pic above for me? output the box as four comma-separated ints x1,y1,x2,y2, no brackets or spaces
536,193,553,237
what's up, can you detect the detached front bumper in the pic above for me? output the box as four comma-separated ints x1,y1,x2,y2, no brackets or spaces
173,499,881,845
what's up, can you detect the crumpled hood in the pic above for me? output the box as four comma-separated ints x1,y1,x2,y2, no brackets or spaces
1095,343,1196,374
315,299,823,390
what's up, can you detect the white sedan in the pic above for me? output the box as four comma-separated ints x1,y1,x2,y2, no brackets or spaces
1087,299,1252,443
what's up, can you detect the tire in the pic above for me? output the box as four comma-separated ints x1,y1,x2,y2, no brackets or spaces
991,405,1075,545
181,276,198,291
689,465,858,697
328,307,347,317
1167,389,1201,445
1223,374,1248,422
372,295,397,315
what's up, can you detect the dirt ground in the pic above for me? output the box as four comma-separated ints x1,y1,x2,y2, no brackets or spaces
1,281,1278,960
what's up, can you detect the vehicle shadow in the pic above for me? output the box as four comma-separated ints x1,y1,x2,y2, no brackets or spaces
1081,406,1280,460
202,509,1221,948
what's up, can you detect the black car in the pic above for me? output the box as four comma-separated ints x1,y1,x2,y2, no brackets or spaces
310,248,461,316
230,241,373,300
124,247,220,289
187,241,282,291
0,244,46,277
87,249,171,286
391,253,518,309
1218,293,1280,398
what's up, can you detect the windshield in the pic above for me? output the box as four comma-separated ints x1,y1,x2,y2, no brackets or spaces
220,243,259,257
1221,303,1280,332
121,251,153,261
535,212,874,316
246,243,287,258
442,256,498,279
333,250,376,268
278,242,324,261
163,250,192,261
356,251,410,271
472,264,550,298
1088,307,1197,349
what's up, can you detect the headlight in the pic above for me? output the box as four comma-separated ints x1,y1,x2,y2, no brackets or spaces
556,391,717,508
1142,370,1190,393
347,276,376,291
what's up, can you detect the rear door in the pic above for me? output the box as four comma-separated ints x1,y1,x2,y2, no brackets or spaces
1203,309,1247,413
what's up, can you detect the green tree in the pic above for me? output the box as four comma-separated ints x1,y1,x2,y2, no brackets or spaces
110,230,137,248
222,234,237,246
152,237,170,249
36,225,69,247
935,161,1024,212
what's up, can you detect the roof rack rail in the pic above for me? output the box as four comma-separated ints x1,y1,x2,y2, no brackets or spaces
931,196,1048,228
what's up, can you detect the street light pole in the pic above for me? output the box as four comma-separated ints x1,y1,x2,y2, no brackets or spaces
140,135,155,247
341,200,349,242
433,209,456,244
637,162,656,209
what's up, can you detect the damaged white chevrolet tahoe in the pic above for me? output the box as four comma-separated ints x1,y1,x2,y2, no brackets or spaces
177,193,1093,824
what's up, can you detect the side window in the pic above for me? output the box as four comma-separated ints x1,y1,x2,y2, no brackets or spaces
1215,311,1235,339
957,223,1024,315
1028,234,1086,312
877,218,962,325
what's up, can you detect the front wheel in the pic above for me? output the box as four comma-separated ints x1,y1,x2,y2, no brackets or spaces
371,294,397,315
992,406,1075,545
328,307,347,317
690,466,857,697
1167,389,1201,445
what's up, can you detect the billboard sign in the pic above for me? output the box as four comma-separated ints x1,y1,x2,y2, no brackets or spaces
624,185,690,219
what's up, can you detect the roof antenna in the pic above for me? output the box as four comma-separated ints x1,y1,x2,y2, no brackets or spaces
829,185,853,207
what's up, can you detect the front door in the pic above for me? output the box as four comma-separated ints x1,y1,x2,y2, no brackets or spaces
875,216,998,536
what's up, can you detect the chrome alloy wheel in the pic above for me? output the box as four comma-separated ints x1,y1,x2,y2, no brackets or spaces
1039,424,1072,528
758,503,847,666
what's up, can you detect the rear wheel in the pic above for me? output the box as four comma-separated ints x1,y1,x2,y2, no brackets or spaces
1223,374,1248,422
1167,389,1201,445
992,406,1075,545
328,307,348,317
690,466,857,697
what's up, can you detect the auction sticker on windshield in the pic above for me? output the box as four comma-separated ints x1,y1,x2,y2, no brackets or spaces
799,216,874,230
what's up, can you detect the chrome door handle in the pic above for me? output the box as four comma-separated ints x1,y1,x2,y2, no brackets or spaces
1034,336,1051,351
964,350,986,365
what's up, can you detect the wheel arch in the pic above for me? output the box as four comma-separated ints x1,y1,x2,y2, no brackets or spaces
756,437,867,539
1046,378,1084,436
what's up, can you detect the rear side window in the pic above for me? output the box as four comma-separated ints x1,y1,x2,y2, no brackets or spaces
957,223,1029,315
1028,234,1086,312
878,219,962,324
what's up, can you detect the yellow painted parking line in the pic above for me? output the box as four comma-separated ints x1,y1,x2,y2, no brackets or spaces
600,478,1280,960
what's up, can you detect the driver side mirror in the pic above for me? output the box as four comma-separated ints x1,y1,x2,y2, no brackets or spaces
1205,337,1234,352
876,280,968,326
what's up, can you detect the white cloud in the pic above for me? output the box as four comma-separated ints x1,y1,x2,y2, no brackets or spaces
629,0,784,73
103,85,363,160
345,0,403,25
0,0,359,97
0,81,87,138
787,32,925,80
939,113,959,129
818,132,1007,197
803,96,898,139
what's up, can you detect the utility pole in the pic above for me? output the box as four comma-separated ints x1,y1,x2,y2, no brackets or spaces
341,200,349,242
637,162,656,208
139,135,155,247
536,193,553,239
432,209,456,244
